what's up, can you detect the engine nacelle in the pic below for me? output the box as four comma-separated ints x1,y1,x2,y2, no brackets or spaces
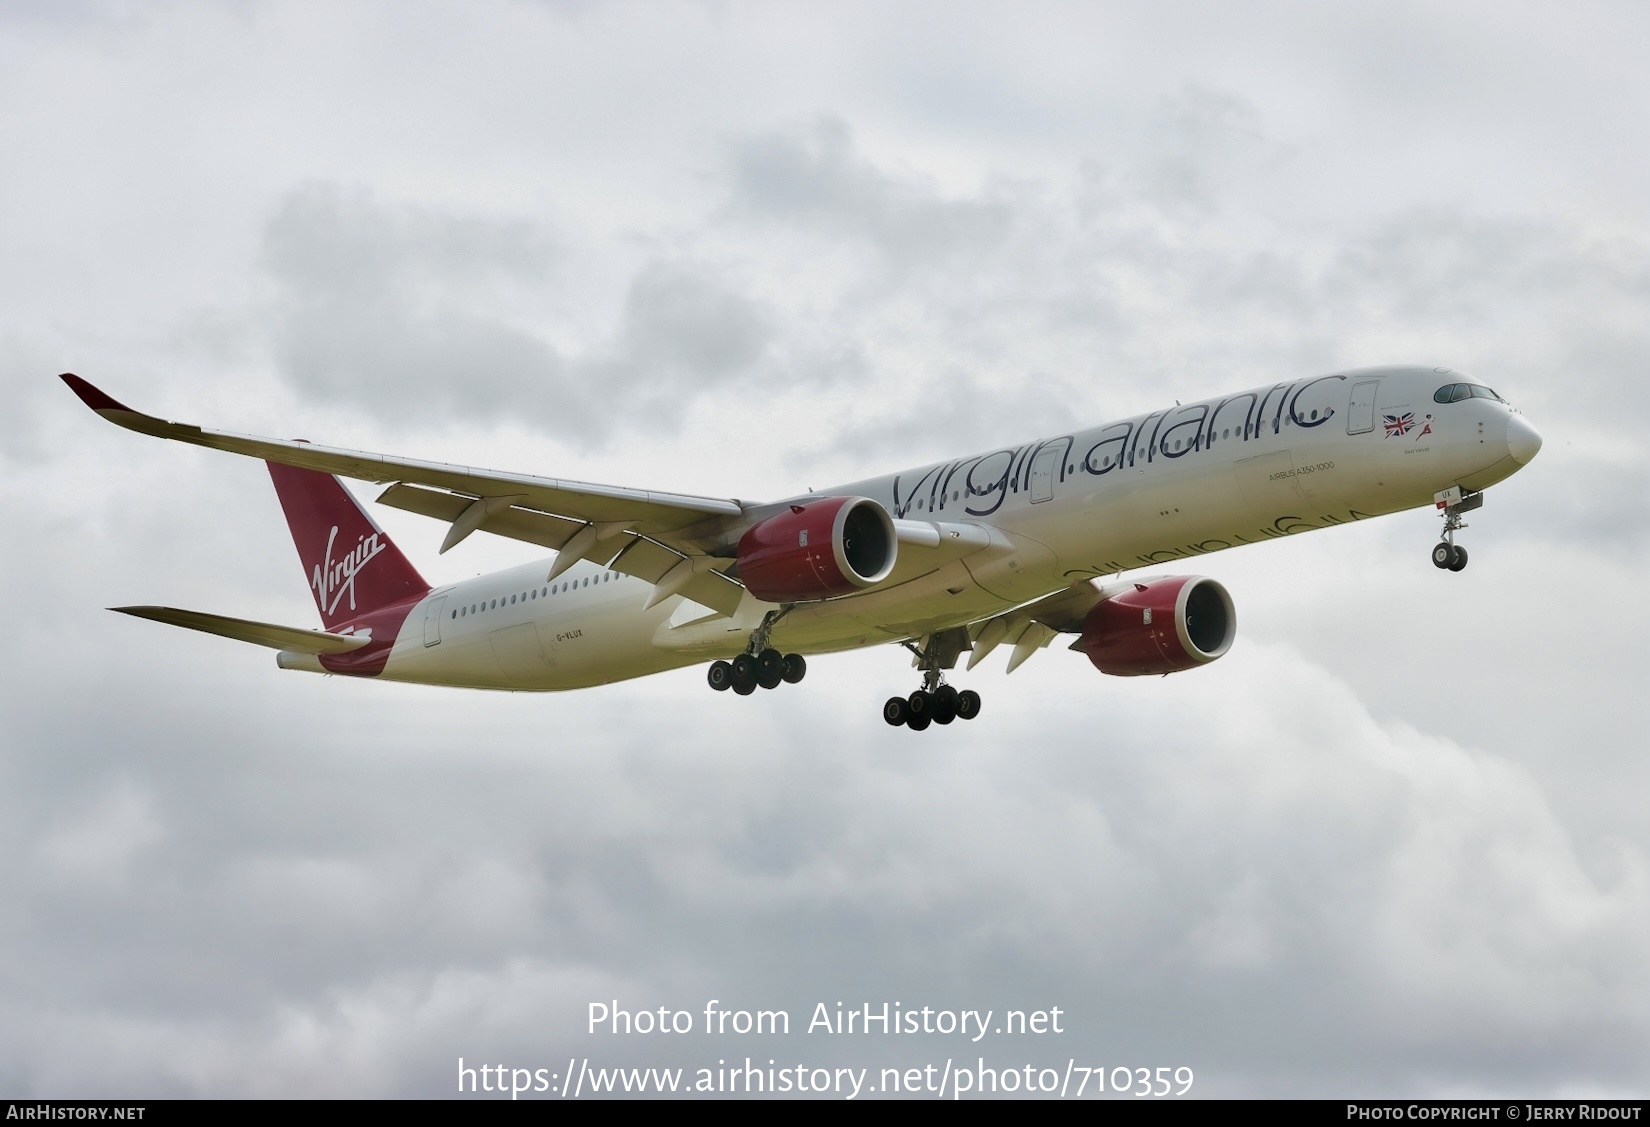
1078,576,1236,676
737,497,897,603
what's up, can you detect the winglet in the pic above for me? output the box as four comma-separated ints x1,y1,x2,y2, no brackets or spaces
59,373,135,414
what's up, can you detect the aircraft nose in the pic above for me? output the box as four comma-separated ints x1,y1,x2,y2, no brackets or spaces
1506,412,1543,465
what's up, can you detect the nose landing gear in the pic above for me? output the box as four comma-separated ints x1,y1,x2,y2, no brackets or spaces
882,627,982,731
1431,487,1482,572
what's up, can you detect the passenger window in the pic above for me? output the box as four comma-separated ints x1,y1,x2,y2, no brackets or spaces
1310,409,1319,420
450,610,456,619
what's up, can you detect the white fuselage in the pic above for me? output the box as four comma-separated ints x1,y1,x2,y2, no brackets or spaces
348,366,1534,691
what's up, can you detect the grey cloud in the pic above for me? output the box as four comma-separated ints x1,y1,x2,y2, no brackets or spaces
264,186,776,444
728,117,1014,268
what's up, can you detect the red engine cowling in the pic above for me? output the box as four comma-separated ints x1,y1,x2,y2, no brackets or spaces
1078,576,1236,676
737,497,896,603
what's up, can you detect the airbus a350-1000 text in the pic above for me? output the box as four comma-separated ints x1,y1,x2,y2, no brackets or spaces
62,366,1541,730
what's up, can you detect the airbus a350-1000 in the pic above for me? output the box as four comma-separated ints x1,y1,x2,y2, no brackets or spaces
62,367,1541,730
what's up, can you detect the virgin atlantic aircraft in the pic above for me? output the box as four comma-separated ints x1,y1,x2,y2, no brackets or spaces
62,367,1540,730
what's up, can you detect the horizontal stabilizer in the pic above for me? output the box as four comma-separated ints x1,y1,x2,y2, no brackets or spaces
110,606,375,654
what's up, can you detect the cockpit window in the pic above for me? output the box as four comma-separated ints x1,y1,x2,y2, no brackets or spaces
1436,382,1504,404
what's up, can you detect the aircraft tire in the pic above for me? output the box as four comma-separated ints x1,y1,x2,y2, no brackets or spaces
931,686,958,725
883,696,910,726
956,690,982,721
1448,545,1469,572
730,653,757,692
781,653,807,684
756,648,785,689
907,689,931,721
907,711,932,732
1431,542,1455,569
707,660,732,691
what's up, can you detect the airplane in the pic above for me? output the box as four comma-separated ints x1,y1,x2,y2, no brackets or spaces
61,365,1541,731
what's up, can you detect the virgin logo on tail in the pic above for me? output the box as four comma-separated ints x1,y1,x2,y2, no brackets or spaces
312,525,386,616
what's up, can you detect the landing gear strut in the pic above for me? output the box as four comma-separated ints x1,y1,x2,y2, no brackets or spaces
1431,487,1482,572
707,607,807,696
883,627,982,731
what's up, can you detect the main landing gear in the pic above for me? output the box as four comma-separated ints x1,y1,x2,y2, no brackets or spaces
707,649,806,695
1431,486,1483,573
883,627,982,732
883,685,982,731
706,608,807,696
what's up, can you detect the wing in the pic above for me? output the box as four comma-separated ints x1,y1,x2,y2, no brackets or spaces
62,374,752,616
61,375,742,532
111,606,375,654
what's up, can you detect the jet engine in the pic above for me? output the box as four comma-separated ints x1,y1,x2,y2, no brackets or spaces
737,497,896,603
1077,576,1236,676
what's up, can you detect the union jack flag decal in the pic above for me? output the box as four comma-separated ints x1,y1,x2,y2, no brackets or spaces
1383,412,1415,438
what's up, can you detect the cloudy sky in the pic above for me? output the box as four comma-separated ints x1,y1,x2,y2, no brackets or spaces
2,0,1647,1099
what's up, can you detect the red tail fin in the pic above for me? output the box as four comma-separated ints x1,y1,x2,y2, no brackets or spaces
266,463,430,630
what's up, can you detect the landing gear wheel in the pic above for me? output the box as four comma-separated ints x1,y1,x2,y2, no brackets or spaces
730,653,756,693
756,648,785,690
956,689,982,721
907,689,931,723
883,696,910,726
1431,542,1456,569
781,653,807,684
1448,545,1469,572
906,711,932,732
931,685,959,725
707,660,732,692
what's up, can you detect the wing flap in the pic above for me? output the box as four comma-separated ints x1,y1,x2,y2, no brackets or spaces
111,606,375,653
964,580,1106,671
376,482,590,553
